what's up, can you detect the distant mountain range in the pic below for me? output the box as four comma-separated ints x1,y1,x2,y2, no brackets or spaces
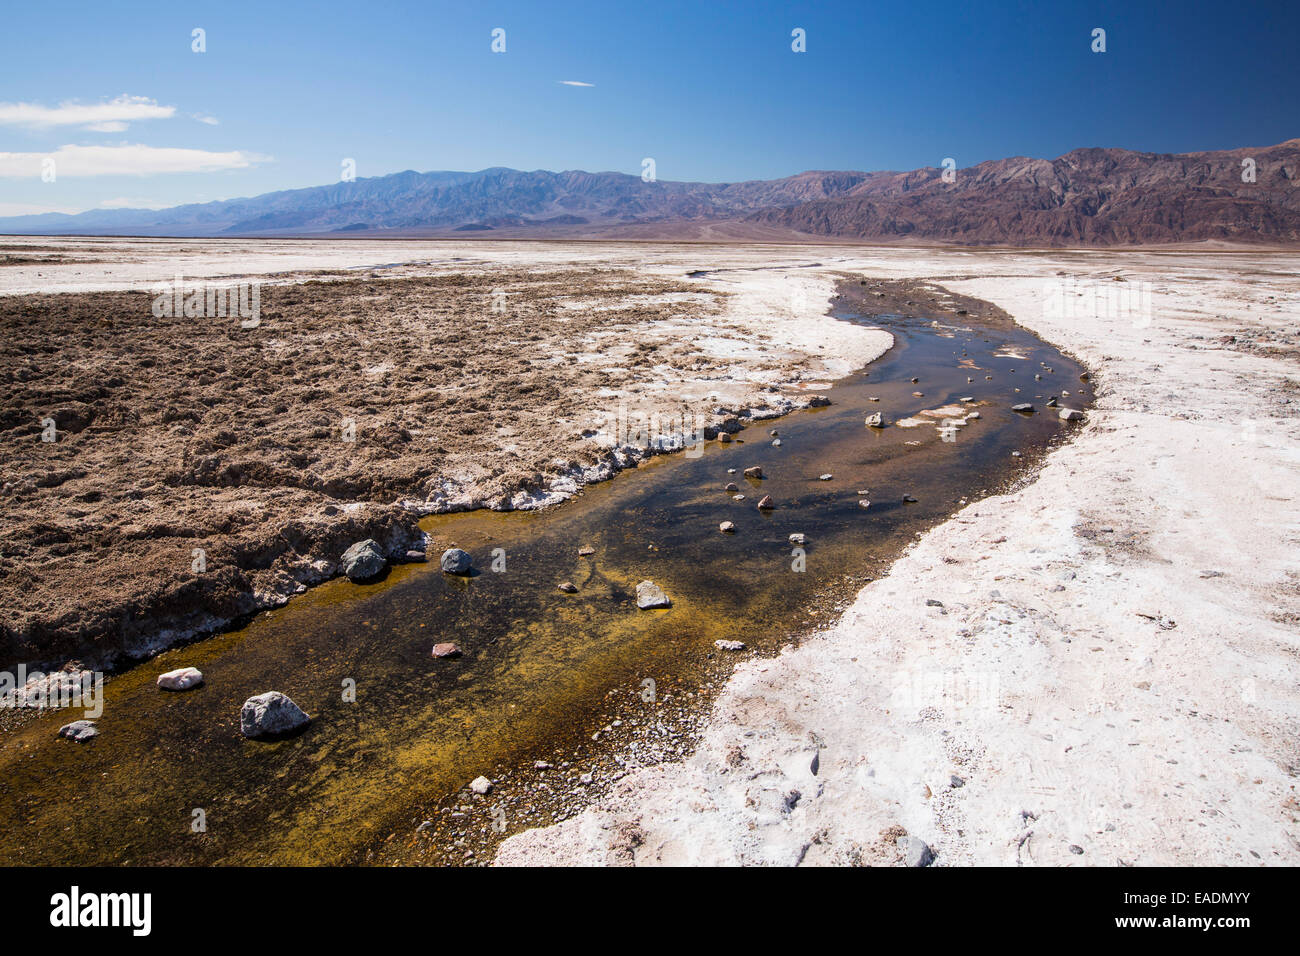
4,140,1298,245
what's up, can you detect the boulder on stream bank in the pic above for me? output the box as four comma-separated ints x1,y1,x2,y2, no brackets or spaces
341,539,386,581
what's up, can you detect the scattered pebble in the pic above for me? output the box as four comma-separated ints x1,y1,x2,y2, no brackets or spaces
896,835,935,868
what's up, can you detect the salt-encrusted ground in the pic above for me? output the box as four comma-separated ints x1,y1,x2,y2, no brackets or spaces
495,247,1300,866
5,239,1298,867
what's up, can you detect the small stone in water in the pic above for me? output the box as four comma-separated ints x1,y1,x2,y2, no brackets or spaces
432,642,463,658
756,494,775,510
58,720,98,743
558,581,578,593
440,548,472,574
635,580,672,609
719,521,736,533
157,667,203,691
819,473,832,480
469,776,493,795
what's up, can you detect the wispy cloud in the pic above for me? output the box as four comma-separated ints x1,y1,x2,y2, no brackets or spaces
0,202,83,216
0,144,270,177
557,80,595,87
99,196,176,209
192,114,220,126
0,95,175,130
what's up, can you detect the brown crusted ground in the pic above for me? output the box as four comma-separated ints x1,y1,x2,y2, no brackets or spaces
0,268,747,669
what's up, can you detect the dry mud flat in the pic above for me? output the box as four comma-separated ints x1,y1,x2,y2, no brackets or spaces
496,248,1300,867
0,251,887,669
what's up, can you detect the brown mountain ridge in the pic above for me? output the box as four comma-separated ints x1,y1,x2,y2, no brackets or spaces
1,140,1297,246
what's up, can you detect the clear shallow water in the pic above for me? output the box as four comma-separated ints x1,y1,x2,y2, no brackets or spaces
0,301,1090,865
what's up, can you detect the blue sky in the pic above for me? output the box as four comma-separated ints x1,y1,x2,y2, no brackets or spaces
1,0,1296,216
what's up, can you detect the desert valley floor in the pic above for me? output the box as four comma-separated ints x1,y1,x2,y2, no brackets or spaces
1,237,1297,866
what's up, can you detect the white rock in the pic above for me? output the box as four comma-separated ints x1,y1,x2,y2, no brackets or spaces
157,666,204,691
470,775,493,795
240,691,311,739
635,580,672,609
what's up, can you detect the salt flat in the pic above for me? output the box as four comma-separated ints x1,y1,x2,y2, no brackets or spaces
4,238,1297,865
492,243,1300,866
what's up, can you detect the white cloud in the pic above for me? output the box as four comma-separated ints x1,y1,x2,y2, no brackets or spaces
0,144,271,178
99,196,175,209
192,114,220,126
0,95,176,130
0,202,83,216
558,80,595,87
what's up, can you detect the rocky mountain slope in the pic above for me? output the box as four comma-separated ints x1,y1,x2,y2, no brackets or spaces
748,140,1300,245
2,141,1297,245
